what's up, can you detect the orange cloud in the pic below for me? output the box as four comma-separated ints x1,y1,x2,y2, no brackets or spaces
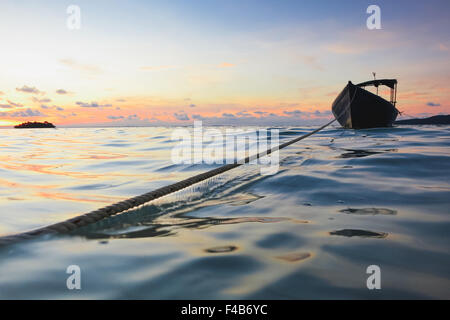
218,62,235,68
438,43,449,51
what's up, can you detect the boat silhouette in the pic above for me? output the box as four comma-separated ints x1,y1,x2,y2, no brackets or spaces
332,78,399,129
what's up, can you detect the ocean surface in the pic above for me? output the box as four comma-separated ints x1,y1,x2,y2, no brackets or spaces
0,125,449,299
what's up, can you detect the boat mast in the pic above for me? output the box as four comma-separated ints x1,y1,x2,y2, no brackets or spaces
393,82,397,107
388,82,397,107
372,72,379,95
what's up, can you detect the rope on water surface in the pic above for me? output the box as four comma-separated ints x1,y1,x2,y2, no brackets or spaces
0,118,341,246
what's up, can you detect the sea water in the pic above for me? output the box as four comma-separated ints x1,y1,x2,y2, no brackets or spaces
0,125,449,299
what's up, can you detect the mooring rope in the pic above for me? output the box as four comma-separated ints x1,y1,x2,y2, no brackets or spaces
1,90,358,246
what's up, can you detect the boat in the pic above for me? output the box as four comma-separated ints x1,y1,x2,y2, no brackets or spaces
331,78,399,129
14,121,55,128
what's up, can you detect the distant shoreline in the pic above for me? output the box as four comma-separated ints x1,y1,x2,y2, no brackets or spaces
395,115,450,125
0,115,448,129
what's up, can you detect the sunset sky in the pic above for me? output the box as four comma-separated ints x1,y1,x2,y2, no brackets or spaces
0,0,449,126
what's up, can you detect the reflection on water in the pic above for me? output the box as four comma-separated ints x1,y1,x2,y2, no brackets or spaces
338,148,397,158
0,125,449,299
330,229,388,238
339,208,397,215
275,252,311,262
205,246,238,253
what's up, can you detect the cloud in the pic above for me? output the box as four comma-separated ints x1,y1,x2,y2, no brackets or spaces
283,110,303,117
127,114,139,120
96,107,336,126
16,85,44,95
40,104,64,111
116,99,126,102
222,113,236,118
76,101,112,108
0,104,13,109
32,97,52,103
189,104,196,108
108,114,141,121
191,114,206,120
174,112,189,121
60,59,103,75
56,89,70,95
218,62,235,68
426,102,441,107
236,110,251,117
438,43,449,51
314,110,332,116
21,109,44,117
176,109,334,126
101,114,154,126
108,115,125,120
0,108,44,117
0,91,4,95
7,100,23,108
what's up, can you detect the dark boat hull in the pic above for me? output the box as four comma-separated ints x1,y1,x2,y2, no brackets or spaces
332,82,398,129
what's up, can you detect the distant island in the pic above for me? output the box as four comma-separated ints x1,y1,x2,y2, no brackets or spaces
14,121,56,129
395,115,450,125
